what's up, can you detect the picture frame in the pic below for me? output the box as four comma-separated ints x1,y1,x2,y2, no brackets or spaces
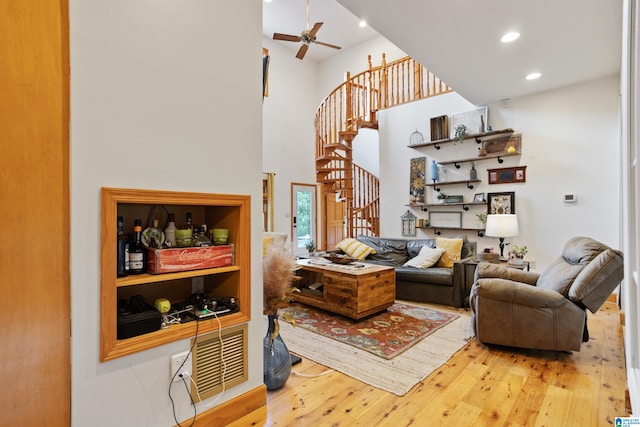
409,157,426,204
429,211,462,228
474,193,485,203
487,192,516,214
487,166,527,184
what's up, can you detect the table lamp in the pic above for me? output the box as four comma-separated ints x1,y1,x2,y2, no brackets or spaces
484,214,519,260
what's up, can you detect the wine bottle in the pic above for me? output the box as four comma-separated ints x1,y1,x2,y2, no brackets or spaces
185,212,193,231
164,213,177,247
129,219,146,274
116,216,129,277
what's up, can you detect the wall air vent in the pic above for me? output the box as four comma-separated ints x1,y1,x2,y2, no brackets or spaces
192,323,248,400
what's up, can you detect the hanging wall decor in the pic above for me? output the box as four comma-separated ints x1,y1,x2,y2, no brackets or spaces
487,166,527,184
401,210,417,237
409,157,426,204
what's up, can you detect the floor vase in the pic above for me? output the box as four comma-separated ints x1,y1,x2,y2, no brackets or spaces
263,314,291,390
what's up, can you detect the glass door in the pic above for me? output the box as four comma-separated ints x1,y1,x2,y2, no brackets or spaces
291,183,317,257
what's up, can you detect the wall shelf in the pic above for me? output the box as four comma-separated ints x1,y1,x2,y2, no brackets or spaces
439,150,521,169
408,128,514,149
426,179,480,191
418,226,485,237
100,187,251,361
407,201,486,212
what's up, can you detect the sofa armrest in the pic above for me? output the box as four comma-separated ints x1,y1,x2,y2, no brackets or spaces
472,278,566,308
475,262,540,285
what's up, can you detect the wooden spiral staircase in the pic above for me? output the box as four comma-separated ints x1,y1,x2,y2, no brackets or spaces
315,54,452,238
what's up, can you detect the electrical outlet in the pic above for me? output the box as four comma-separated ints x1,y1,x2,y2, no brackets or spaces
170,351,193,382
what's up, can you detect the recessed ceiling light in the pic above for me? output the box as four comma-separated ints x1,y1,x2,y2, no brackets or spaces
500,32,520,43
526,72,541,80
359,20,367,28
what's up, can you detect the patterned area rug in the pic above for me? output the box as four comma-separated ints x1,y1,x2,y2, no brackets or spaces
273,301,474,396
279,302,459,359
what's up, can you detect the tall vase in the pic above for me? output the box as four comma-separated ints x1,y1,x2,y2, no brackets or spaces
263,314,291,391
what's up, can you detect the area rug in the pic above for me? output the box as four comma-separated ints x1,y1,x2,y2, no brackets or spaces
274,301,474,396
278,302,459,359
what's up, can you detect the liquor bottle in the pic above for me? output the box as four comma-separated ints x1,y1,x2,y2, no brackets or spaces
116,216,129,277
129,219,146,274
164,213,177,248
192,226,212,247
185,212,193,231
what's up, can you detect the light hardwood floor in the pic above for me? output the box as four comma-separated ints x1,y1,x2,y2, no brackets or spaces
231,302,629,426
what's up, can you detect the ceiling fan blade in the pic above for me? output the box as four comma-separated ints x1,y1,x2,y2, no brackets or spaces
296,44,309,60
308,22,323,38
273,33,301,42
314,40,342,50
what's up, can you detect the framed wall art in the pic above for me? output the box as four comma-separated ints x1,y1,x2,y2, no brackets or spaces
474,193,485,203
429,211,462,228
409,157,426,204
487,192,515,214
487,166,527,184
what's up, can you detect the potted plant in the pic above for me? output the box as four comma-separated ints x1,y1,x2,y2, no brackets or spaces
453,124,467,143
476,212,487,226
508,245,528,266
305,240,316,257
437,192,447,203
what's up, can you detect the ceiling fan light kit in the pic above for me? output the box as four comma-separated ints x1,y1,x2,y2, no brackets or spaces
272,0,342,60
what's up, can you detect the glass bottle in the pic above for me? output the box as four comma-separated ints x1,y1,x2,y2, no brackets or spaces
470,163,478,181
192,226,212,247
185,212,193,231
116,216,129,277
164,213,177,248
129,219,146,274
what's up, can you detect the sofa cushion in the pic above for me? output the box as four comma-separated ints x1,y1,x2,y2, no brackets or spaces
404,246,445,269
356,236,408,264
395,266,453,286
436,237,464,268
336,238,376,260
406,239,437,258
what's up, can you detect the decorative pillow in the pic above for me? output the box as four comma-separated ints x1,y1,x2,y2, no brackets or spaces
262,236,274,257
336,238,376,260
404,246,445,269
436,237,464,268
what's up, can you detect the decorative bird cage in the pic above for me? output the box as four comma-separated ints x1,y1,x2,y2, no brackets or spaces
409,130,424,146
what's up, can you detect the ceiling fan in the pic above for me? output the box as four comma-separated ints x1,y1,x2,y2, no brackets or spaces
272,0,342,60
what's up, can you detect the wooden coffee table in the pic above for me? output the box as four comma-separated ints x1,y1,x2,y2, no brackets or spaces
290,259,396,320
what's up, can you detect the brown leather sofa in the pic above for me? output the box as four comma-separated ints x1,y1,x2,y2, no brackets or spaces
469,236,624,351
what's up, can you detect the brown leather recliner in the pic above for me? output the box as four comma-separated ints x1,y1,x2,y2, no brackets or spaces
469,236,624,351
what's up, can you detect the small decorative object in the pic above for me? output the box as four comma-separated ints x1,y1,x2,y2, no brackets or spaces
322,253,358,264
437,165,448,183
305,240,316,256
430,160,438,183
445,195,464,203
478,147,488,156
401,210,417,237
508,245,528,266
470,163,478,180
487,125,493,132
410,157,426,204
437,192,447,202
211,228,229,245
453,124,467,143
487,166,527,184
409,129,424,146
263,249,299,391
430,115,449,141
474,193,485,203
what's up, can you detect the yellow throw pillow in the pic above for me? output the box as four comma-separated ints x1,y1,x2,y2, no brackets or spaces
262,236,274,257
436,237,464,268
336,238,376,260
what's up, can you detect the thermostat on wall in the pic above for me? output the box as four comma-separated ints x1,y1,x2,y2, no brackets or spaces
564,194,577,203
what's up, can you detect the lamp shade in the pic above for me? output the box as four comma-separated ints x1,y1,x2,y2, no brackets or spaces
485,214,519,237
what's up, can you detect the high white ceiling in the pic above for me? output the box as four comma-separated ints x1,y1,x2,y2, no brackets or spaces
263,0,623,105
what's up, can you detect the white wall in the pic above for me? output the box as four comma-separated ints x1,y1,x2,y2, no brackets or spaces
70,1,264,426
378,75,620,271
262,37,319,238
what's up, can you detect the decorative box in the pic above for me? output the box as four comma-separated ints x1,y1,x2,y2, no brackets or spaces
146,244,235,274
476,252,500,263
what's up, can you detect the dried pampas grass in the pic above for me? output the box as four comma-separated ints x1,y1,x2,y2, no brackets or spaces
263,248,297,315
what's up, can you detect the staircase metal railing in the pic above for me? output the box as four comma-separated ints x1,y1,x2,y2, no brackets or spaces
315,54,453,237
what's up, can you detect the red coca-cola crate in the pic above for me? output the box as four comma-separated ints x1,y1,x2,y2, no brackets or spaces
146,244,234,274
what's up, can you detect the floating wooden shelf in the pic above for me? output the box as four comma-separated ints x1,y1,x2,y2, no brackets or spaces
408,128,514,149
425,179,480,190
